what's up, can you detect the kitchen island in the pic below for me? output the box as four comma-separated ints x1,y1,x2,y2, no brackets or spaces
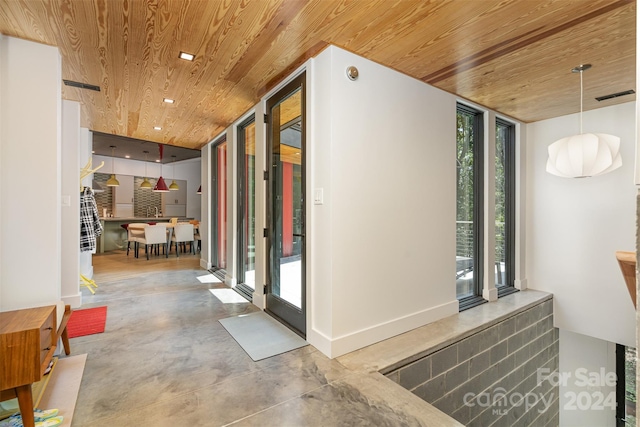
97,217,194,253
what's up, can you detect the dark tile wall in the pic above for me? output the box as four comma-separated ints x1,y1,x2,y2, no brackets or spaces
386,299,559,426
92,173,161,217
133,176,161,217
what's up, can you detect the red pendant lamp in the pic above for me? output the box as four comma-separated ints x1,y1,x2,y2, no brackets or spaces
153,144,170,192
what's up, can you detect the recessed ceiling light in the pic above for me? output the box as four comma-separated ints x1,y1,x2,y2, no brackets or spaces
179,51,195,61
155,159,161,163
163,98,175,104
154,126,162,130
125,155,130,159
91,150,95,153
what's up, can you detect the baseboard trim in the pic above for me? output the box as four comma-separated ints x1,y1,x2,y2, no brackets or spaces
62,293,82,309
319,300,459,358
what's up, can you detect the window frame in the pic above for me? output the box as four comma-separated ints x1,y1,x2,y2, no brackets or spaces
496,117,518,298
235,114,256,300
456,103,485,311
210,135,227,273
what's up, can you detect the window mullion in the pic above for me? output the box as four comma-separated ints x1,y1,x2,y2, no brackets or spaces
483,111,497,301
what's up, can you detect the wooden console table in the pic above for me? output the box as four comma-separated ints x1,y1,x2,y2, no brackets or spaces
0,305,71,427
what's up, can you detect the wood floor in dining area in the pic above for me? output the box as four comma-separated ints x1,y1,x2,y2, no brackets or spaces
89,247,202,282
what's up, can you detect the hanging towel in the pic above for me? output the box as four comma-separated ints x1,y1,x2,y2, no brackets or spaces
80,187,103,252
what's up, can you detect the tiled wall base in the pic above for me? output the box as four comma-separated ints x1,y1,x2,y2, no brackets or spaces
386,299,559,426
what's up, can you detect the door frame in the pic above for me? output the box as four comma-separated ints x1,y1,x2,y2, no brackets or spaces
265,72,306,336
236,114,256,300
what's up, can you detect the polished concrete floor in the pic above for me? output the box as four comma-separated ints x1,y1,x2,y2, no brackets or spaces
69,250,457,426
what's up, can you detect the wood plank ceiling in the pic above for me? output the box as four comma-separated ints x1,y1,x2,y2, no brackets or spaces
0,0,635,150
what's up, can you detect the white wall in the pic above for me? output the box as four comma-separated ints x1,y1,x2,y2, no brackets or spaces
308,46,459,357
173,158,202,220
526,102,636,347
0,36,62,311
61,100,82,307
558,329,616,426
79,128,94,283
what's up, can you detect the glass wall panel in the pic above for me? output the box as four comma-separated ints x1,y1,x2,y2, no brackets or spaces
495,119,515,291
456,105,483,307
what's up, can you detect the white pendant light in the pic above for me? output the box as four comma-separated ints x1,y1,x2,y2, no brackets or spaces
546,64,621,178
106,145,120,186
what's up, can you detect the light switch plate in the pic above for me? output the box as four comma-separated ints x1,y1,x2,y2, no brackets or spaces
61,195,71,207
314,188,323,205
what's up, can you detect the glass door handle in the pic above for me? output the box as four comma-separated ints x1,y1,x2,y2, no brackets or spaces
293,233,305,237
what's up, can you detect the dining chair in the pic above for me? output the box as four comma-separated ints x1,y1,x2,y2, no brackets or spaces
127,225,146,257
138,224,169,260
171,223,194,257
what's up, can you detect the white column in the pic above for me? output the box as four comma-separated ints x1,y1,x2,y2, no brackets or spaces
61,100,81,307
0,36,62,311
483,111,498,301
200,143,212,270
225,125,237,287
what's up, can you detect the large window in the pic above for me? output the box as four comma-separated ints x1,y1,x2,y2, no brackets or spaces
236,116,256,298
495,118,517,296
456,104,484,309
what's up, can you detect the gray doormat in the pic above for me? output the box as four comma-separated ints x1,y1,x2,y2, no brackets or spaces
219,311,307,361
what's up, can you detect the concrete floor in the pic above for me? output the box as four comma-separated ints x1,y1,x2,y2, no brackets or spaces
69,250,458,426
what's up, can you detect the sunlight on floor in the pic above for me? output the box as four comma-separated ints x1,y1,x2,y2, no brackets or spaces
209,288,249,304
197,274,222,283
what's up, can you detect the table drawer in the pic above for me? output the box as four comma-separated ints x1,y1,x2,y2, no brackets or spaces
39,310,55,367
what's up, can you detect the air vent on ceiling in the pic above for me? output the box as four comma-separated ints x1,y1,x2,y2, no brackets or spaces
62,79,101,92
595,89,635,102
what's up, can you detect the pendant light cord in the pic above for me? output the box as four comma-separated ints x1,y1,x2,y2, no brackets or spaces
579,68,583,134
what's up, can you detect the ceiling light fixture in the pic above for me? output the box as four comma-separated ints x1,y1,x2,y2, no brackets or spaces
169,155,179,191
106,145,120,186
546,64,622,178
163,98,175,104
152,144,170,192
154,126,162,131
179,51,195,61
140,151,152,189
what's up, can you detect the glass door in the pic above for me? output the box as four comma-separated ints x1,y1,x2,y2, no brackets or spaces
210,137,227,275
236,116,256,299
266,73,305,336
